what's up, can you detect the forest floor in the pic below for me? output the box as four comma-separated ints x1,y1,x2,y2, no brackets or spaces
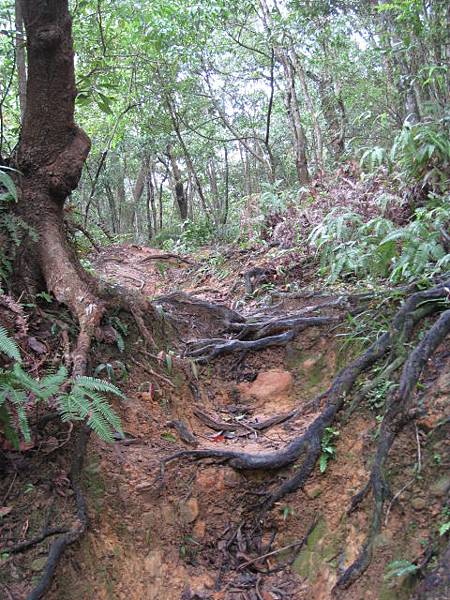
1,241,449,600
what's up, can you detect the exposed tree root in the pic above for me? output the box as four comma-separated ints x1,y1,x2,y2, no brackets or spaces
186,330,297,362
412,540,450,600
193,407,300,433
156,291,245,326
185,307,341,361
27,426,90,600
162,278,450,586
6,527,70,554
335,307,450,590
229,314,340,340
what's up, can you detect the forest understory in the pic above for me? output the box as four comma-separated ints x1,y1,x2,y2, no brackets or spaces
0,1,449,599
1,241,449,600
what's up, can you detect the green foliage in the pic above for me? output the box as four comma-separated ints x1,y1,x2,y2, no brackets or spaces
319,427,339,473
0,326,22,362
366,379,397,412
309,198,449,284
0,167,18,202
360,146,389,172
384,559,418,580
0,328,123,447
161,219,216,252
391,120,450,192
59,376,124,442
439,506,450,537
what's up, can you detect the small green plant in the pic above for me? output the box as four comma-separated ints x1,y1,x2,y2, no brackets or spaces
0,328,124,447
282,505,294,520
433,452,442,465
367,379,396,412
439,506,450,537
23,482,34,494
391,119,450,192
319,427,339,473
94,361,128,383
384,559,418,580
108,316,128,353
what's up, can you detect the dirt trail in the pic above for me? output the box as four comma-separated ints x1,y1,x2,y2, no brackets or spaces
38,246,450,599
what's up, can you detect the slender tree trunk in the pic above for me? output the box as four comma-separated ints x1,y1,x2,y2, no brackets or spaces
132,157,148,240
158,174,165,232
290,50,324,173
105,181,119,233
133,158,147,207
208,157,221,222
149,165,158,236
15,0,102,376
223,145,229,225
167,144,188,222
163,89,209,215
279,51,310,184
145,174,153,241
15,0,27,121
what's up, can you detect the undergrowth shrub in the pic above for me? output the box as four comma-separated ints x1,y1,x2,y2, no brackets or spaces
159,217,239,252
309,196,450,283
360,117,450,194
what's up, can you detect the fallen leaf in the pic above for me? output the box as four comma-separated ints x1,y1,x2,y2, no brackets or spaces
0,506,12,518
28,337,46,354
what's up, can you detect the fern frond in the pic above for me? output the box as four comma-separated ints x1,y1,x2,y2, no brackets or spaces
87,410,114,442
11,363,42,395
0,326,21,362
82,389,123,432
73,376,125,399
38,366,68,399
16,405,31,442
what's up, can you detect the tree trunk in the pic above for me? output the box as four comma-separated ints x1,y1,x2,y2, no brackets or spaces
15,0,101,377
223,145,229,225
290,50,324,173
279,51,310,184
167,144,188,222
145,168,155,241
259,0,309,185
105,181,119,233
15,0,27,121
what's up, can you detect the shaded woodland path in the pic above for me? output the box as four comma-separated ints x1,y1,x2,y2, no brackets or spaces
40,244,449,600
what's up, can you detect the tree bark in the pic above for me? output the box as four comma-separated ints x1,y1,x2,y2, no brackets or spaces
223,145,229,225
15,0,27,121
14,0,101,376
167,144,188,222
145,167,155,241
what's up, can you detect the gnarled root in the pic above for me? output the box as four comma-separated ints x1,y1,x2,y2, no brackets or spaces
162,279,450,583
335,307,450,590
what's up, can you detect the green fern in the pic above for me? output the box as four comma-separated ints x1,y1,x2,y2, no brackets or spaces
58,381,123,442
384,559,418,581
0,327,21,362
309,199,449,284
0,327,123,445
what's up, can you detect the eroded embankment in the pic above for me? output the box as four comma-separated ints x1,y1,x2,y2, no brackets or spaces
45,250,449,600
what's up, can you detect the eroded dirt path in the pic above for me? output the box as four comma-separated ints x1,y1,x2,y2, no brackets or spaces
48,245,449,600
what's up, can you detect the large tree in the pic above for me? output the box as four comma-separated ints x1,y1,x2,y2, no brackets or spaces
14,0,123,377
